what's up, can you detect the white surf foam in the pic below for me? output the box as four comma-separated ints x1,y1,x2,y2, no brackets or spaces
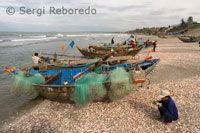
12,37,57,42
12,44,24,47
30,35,47,38
55,33,64,37
66,33,114,38
66,34,87,37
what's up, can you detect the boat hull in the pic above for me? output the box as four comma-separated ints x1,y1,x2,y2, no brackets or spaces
77,45,144,58
178,36,199,43
33,59,160,101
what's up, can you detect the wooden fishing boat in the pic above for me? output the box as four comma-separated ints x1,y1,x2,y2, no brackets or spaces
178,36,199,43
8,58,160,102
35,59,160,101
158,34,167,38
89,44,132,52
76,44,144,58
19,58,99,72
21,56,133,71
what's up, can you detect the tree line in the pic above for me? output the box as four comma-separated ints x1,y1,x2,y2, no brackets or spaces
126,16,199,35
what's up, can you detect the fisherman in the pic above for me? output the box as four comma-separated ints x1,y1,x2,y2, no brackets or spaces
130,40,135,48
88,46,95,52
199,41,200,47
152,41,157,52
135,40,139,47
130,35,134,38
124,35,134,45
146,39,150,48
32,53,41,70
190,36,194,41
156,90,178,124
111,37,115,44
110,49,117,57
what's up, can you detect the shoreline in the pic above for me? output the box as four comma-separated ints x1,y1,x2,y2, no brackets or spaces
1,37,200,132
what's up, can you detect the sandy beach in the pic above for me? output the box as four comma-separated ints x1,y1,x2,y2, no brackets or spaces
1,37,200,132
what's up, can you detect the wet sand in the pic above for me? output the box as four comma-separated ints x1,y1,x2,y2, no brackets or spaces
1,37,200,132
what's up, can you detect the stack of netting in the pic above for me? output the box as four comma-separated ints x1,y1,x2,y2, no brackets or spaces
71,67,135,106
93,66,102,74
71,72,107,107
108,67,134,101
12,72,45,99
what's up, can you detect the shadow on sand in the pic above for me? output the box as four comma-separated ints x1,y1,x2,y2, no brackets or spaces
128,100,159,120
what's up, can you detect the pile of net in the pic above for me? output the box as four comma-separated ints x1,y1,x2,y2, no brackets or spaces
71,72,107,107
108,67,134,101
12,72,45,99
71,67,135,106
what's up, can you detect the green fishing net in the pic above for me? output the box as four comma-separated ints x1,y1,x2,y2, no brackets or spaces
93,66,102,74
71,73,107,107
108,67,134,101
12,72,45,99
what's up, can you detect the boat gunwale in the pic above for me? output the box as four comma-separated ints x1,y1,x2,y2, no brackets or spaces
32,59,160,88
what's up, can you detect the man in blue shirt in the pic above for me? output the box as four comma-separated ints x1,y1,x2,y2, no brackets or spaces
157,90,178,124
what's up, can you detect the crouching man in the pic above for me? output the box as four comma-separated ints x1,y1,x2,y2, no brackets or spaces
157,90,178,124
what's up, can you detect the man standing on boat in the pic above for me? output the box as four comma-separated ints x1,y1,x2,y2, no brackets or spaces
32,53,41,70
111,37,115,44
130,40,136,48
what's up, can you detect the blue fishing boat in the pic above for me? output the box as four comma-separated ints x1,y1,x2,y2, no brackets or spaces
6,58,160,102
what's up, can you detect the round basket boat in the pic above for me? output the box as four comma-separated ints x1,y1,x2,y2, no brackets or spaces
34,82,112,102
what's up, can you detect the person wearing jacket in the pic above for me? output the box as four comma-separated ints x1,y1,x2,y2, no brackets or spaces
157,90,178,124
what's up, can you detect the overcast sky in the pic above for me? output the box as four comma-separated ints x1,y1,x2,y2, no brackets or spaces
0,0,199,32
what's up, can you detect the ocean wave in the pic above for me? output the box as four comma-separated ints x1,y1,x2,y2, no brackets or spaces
12,37,57,42
66,33,114,37
12,44,25,47
55,33,64,37
0,37,60,49
66,34,87,37
0,39,12,42
28,35,47,38
0,36,57,43
0,44,24,48
116,34,130,37
96,33,114,36
0,42,38,48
